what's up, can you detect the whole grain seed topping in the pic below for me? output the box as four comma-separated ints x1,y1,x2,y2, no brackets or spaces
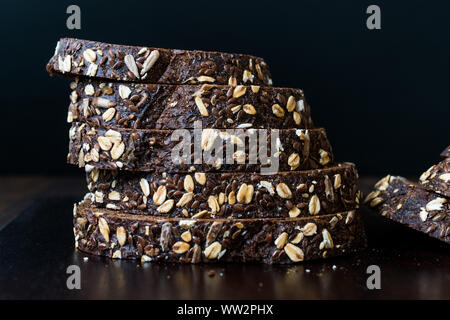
286,96,296,112
153,185,167,205
297,100,304,112
93,97,116,108
293,112,301,125
172,241,190,254
90,148,99,163
195,96,209,116
369,197,384,207
102,108,116,122
116,226,127,246
319,149,330,165
242,70,253,83
291,232,304,244
177,192,194,207
276,183,292,199
334,174,342,189
63,55,72,73
251,85,260,93
329,216,339,228
233,150,246,163
228,191,236,205
84,84,95,96
110,141,125,160
231,105,241,113
108,191,120,201
284,243,304,262
258,181,275,195
208,195,220,213
420,166,433,181
179,220,196,229
192,210,208,219
98,136,113,151
236,183,254,204
302,222,317,236
157,199,175,213
426,197,447,211
70,91,78,104
324,175,334,200
289,207,300,218
112,250,122,259
184,175,195,192
255,64,264,80
124,54,140,79
244,184,254,203
274,232,288,249
197,76,215,83
118,85,131,99
181,230,192,242
345,211,355,224
83,49,97,63
320,229,334,249
204,241,222,259
236,183,248,203
98,217,110,242
418,208,428,221
58,55,63,71
309,195,320,215
141,50,160,75
139,178,150,197
86,63,98,77
201,129,218,151
228,76,237,86
232,85,246,98
272,104,285,118
194,173,206,185
288,153,300,169
218,192,226,205
363,190,380,204
243,104,257,115
375,175,391,191
160,223,172,252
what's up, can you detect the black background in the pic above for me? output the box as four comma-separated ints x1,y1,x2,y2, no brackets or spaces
1,0,448,175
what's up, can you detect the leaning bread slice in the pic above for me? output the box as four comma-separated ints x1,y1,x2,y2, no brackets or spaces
47,38,272,86
366,175,449,244
85,163,361,218
68,79,313,129
74,200,366,264
419,158,450,197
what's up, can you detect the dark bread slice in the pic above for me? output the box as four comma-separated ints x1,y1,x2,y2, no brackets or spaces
68,123,334,173
419,158,450,197
366,175,449,244
68,79,313,129
47,38,272,85
85,163,360,218
74,200,366,264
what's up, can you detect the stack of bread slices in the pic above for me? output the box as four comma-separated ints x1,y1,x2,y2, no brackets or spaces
47,38,366,263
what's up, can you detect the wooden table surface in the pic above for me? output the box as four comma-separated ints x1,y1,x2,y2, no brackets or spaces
0,175,449,299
